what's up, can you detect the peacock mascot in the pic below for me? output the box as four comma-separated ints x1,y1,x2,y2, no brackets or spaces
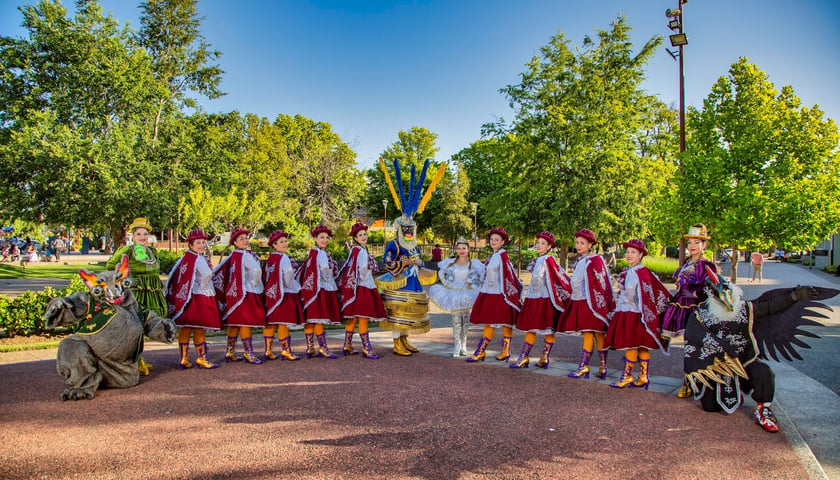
375,157,444,355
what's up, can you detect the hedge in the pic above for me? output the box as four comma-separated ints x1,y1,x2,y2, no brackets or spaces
0,276,87,337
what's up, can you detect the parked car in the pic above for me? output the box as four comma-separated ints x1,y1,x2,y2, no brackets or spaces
718,248,744,262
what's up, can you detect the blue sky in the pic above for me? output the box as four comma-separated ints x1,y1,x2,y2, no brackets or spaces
2,0,839,171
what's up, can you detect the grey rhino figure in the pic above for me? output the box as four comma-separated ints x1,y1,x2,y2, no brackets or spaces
43,255,177,400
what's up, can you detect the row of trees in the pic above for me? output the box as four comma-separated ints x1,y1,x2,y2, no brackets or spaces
2,2,838,268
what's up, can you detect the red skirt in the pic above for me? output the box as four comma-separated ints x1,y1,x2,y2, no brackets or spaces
303,289,341,325
469,292,517,326
175,293,222,330
514,297,558,334
266,292,305,327
342,286,387,320
556,299,607,333
224,292,267,327
604,311,660,350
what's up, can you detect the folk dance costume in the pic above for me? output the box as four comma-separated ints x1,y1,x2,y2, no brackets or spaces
683,266,837,432
604,239,670,389
661,224,716,397
338,223,388,359
510,232,571,369
262,231,305,361
466,228,523,363
427,245,485,357
212,228,266,364
557,229,615,379
375,157,444,356
298,224,342,359
165,230,222,369
106,217,167,375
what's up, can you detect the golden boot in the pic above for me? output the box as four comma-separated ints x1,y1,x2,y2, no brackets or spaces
568,349,592,379
466,336,490,362
400,335,419,353
634,358,650,390
495,336,512,362
610,358,636,389
224,336,242,363
277,336,301,361
194,342,218,369
535,340,554,369
343,330,357,356
393,337,412,356
178,343,193,370
263,336,277,361
509,341,533,369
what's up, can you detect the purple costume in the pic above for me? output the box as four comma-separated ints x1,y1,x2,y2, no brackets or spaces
660,259,716,337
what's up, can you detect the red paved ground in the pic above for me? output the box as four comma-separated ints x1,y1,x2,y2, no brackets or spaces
0,341,806,480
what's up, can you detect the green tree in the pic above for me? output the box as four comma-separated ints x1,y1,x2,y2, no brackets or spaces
138,0,224,142
680,58,840,280
363,127,450,232
473,17,666,262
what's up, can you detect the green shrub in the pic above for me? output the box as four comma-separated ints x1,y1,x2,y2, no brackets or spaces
156,249,184,274
0,277,87,337
824,265,837,274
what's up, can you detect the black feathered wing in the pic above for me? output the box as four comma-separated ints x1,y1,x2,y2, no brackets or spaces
750,287,837,362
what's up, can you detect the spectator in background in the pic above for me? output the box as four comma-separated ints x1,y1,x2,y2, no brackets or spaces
52,237,65,262
431,244,443,262
751,250,765,283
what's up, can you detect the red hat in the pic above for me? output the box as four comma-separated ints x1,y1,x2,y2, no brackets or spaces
622,238,648,256
268,230,289,246
487,227,509,244
535,231,556,248
574,228,598,246
349,222,368,238
229,228,250,245
310,224,332,238
186,229,209,243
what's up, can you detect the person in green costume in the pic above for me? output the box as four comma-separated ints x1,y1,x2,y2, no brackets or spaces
106,217,168,375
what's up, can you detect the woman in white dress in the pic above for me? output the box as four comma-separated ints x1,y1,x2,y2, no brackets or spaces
428,240,485,357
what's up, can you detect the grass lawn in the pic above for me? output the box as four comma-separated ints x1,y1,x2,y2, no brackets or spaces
0,262,105,280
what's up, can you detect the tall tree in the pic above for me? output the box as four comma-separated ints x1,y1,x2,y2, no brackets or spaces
138,0,224,142
679,58,840,280
474,17,666,260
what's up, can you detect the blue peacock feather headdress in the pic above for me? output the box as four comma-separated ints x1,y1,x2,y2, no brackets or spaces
379,157,447,220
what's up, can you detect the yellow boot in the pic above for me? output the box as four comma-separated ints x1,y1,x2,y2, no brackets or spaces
393,337,412,356
400,335,419,353
178,343,193,370
194,342,218,369
610,358,636,389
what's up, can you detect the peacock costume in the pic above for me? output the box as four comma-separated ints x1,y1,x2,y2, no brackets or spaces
375,157,444,355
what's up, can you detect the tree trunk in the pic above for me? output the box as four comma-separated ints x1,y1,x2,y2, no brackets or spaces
557,242,569,270
111,226,126,252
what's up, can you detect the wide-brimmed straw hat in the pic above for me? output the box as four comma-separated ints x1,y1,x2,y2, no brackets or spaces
128,217,153,232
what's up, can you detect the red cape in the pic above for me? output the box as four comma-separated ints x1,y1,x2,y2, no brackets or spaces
297,248,338,310
165,250,210,322
212,250,258,321
545,256,572,312
583,255,615,325
263,252,292,316
499,250,523,311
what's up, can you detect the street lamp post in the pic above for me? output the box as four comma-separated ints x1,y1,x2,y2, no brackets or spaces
666,0,689,265
382,199,388,249
470,202,478,250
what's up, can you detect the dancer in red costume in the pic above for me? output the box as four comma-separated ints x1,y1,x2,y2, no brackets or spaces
465,228,523,363
165,229,222,369
297,224,341,359
212,228,266,364
557,228,615,379
338,222,387,359
262,230,305,361
509,231,571,369
604,239,670,389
